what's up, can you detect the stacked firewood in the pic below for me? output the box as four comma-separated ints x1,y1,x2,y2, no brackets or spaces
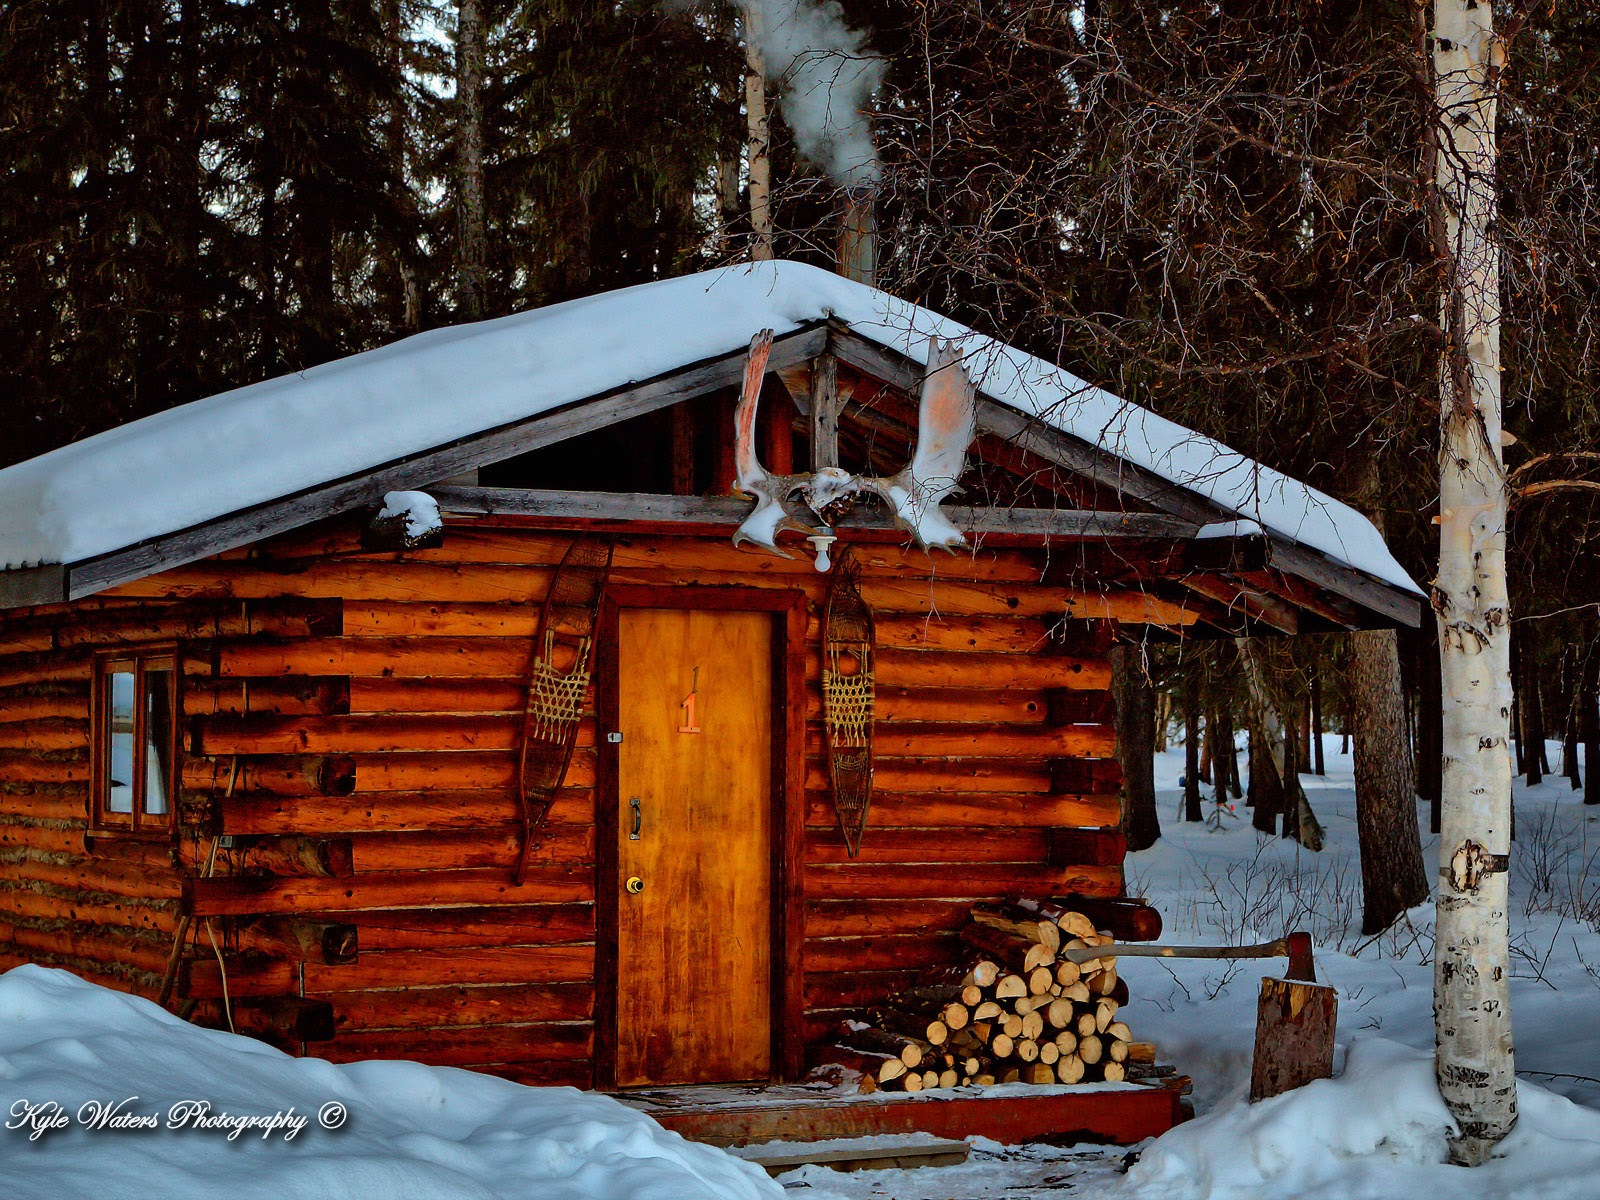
831,901,1146,1093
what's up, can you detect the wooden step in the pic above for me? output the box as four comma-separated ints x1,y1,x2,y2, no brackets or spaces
726,1133,970,1174
616,1076,1186,1147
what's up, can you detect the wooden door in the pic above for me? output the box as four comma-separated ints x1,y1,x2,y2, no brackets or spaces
614,608,773,1086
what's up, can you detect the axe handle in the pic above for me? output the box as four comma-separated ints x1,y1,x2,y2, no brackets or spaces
1059,931,1317,981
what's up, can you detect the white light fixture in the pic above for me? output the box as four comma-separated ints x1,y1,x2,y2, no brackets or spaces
806,533,838,572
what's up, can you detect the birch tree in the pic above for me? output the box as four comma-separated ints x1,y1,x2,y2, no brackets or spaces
1428,0,1516,1165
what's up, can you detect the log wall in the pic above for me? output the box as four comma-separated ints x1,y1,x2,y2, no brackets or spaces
0,515,1170,1085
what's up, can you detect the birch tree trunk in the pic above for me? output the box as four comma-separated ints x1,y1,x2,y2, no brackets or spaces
741,3,774,261
1431,0,1516,1164
454,0,487,320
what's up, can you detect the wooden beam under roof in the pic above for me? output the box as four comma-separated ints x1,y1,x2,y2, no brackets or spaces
429,486,1204,542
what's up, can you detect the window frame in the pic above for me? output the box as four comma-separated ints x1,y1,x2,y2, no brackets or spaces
90,647,180,838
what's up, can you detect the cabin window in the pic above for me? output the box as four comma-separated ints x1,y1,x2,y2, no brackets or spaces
92,650,177,835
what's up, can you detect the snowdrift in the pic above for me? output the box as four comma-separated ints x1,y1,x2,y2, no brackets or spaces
1113,1037,1600,1200
0,965,780,1200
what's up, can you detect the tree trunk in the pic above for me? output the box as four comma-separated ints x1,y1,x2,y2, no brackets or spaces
1241,641,1322,849
1112,645,1160,851
454,0,487,319
1183,699,1202,822
1510,634,1526,776
1349,624,1430,932
1217,702,1242,801
1522,642,1546,785
741,3,773,261
1431,0,1517,1163
1562,646,1581,789
1584,646,1599,805
1311,665,1326,775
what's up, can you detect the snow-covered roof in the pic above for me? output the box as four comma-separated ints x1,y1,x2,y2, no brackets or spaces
0,260,1420,597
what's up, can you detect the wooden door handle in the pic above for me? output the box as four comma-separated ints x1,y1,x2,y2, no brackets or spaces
629,796,642,840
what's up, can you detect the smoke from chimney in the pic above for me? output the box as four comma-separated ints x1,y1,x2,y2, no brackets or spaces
744,1,884,189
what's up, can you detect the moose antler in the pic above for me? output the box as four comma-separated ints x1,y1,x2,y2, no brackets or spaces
853,337,977,548
731,332,978,559
732,330,819,555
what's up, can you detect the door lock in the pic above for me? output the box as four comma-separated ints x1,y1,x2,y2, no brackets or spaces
625,876,645,895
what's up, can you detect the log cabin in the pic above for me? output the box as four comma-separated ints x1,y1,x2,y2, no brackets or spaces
0,262,1422,1109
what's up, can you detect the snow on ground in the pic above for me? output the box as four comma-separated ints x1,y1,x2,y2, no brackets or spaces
0,965,780,1200
780,736,1600,1198
7,736,1600,1198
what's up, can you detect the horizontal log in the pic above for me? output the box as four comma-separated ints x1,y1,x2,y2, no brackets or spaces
1043,690,1116,725
0,628,54,655
1047,828,1128,868
197,637,537,680
351,826,594,872
805,790,1121,829
823,762,1054,796
872,651,1110,692
1049,759,1124,795
5,917,171,975
1,949,161,997
301,944,594,992
318,1022,593,1067
185,866,592,915
805,825,1049,865
0,819,87,856
183,677,351,717
0,653,91,688
0,881,180,932
60,598,343,648
859,578,1195,626
236,836,355,879
805,932,962,973
864,722,1115,759
218,789,592,836
0,686,91,723
804,898,973,938
0,719,87,751
181,954,296,999
240,917,359,965
230,997,336,1043
348,751,595,794
111,559,561,604
323,983,593,1031
0,751,89,785
0,783,90,823
342,601,545,639
192,713,593,757
0,850,183,899
869,687,1047,724
350,672,533,714
869,614,1056,654
804,969,924,1013
182,755,356,797
337,903,594,950
806,862,1122,901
